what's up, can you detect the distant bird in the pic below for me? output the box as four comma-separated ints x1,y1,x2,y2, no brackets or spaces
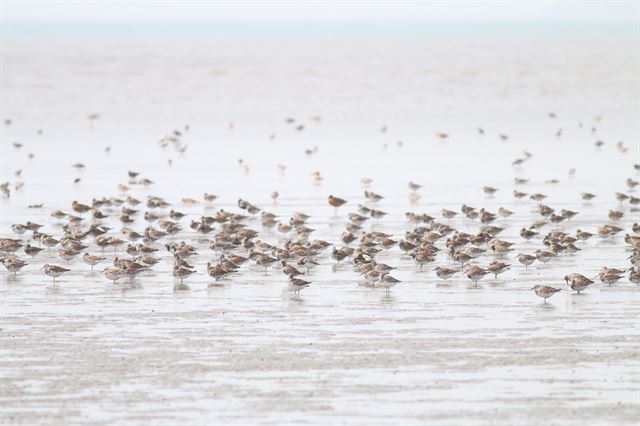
483,186,498,196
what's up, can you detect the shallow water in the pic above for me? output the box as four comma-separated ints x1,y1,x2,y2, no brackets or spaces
1,22,639,425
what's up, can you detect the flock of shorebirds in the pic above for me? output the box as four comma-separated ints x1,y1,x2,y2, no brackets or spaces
1,116,639,302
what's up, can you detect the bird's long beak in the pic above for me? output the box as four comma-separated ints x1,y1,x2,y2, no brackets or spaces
530,286,535,290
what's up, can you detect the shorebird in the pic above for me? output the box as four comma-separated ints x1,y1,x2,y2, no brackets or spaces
466,265,489,286
364,190,383,202
564,273,594,294
378,273,400,292
83,253,106,270
530,193,547,203
173,266,195,283
513,190,528,199
370,209,387,221
614,192,629,204
434,266,458,281
564,243,581,256
411,250,435,271
0,256,27,274
204,193,218,203
535,250,555,264
576,229,594,241
608,210,624,221
408,181,422,191
483,186,498,196
597,225,623,238
362,269,380,285
531,285,561,303
520,228,538,240
498,207,513,219
71,201,92,215
599,270,623,286
41,236,60,250
297,257,320,274
103,267,124,284
331,247,350,263
254,253,277,275
435,131,449,140
490,240,514,256
288,275,310,295
624,234,640,249
281,261,304,277
10,224,28,235
24,244,44,258
441,209,457,219
517,253,536,269
327,195,347,215
206,262,231,281
43,264,70,282
487,261,510,279
539,205,554,217
58,248,80,263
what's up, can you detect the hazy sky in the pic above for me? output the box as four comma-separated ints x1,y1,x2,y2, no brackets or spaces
3,0,638,22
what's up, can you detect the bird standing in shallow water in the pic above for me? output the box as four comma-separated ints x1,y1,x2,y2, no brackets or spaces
103,267,123,284
43,264,70,282
531,285,561,303
434,266,457,281
288,275,310,296
487,261,510,279
173,265,195,284
327,195,347,215
378,273,400,292
466,266,489,287
564,273,594,294
517,253,536,269
83,253,106,270
1,256,27,274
